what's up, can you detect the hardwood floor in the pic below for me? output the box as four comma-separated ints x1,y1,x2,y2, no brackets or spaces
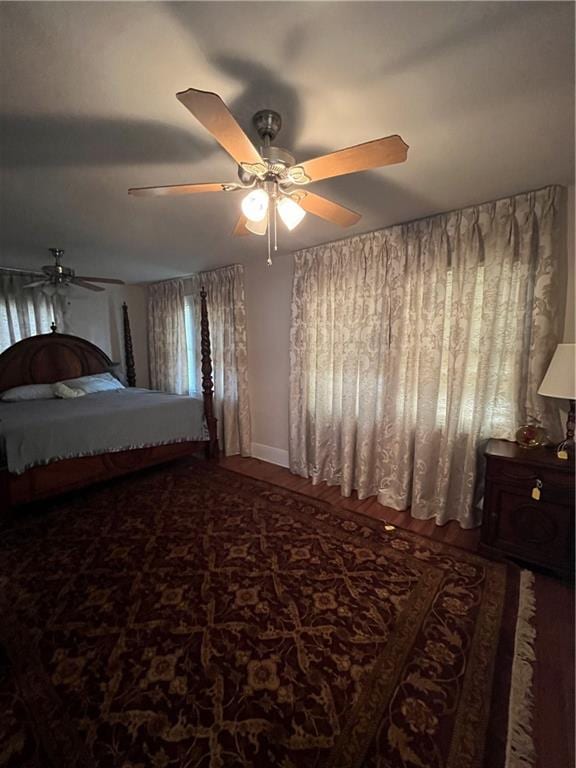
220,455,481,550
219,454,574,768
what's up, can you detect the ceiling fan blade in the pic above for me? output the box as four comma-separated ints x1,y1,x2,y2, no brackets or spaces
176,88,264,167
129,181,241,197
289,135,409,184
23,280,47,289
71,279,104,292
0,266,44,276
232,214,251,237
296,191,361,227
76,276,125,285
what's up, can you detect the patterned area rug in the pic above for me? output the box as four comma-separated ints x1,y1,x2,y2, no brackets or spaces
0,460,514,768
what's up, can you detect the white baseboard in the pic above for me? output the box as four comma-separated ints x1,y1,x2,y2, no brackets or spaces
251,442,290,468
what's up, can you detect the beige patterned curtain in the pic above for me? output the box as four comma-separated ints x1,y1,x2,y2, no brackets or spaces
147,279,189,394
290,186,564,528
185,265,252,457
0,272,65,352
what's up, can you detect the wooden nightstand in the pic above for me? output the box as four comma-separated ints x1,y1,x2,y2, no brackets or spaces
480,439,575,579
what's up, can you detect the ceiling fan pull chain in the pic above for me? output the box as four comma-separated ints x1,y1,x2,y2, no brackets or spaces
273,201,278,253
266,207,272,266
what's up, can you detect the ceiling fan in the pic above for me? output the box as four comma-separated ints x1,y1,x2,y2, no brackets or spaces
129,88,409,263
2,249,125,292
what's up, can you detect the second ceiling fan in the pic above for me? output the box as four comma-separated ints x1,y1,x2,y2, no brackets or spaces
129,88,409,262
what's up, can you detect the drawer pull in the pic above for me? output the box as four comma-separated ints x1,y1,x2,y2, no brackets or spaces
531,479,542,501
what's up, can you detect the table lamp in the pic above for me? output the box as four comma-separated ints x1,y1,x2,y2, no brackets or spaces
537,343,576,459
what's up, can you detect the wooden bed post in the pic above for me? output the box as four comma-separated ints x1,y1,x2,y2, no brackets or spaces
200,287,219,459
122,302,136,387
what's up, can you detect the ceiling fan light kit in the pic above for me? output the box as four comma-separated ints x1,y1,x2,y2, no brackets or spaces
241,187,269,223
128,89,409,265
245,216,268,237
276,196,306,231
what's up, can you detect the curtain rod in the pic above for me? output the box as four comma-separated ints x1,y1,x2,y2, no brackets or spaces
139,183,565,283
292,182,565,255
143,263,243,287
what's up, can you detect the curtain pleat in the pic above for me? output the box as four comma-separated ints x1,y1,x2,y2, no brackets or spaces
184,266,252,457
0,273,65,352
289,186,564,528
147,279,189,395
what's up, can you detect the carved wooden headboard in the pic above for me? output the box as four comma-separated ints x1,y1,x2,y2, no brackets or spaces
0,331,114,393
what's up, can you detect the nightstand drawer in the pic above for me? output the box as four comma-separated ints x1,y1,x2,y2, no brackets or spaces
488,487,571,567
486,456,572,491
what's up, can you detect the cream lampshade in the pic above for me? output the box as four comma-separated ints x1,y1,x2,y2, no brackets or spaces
538,343,576,457
538,344,576,399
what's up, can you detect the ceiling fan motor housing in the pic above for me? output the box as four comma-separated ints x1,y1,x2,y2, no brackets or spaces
261,145,295,169
250,110,296,183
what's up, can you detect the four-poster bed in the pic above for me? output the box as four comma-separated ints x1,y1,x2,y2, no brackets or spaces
0,289,218,509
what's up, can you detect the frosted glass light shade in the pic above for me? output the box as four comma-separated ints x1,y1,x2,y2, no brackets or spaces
241,188,269,222
245,216,267,236
277,196,306,231
538,343,576,399
42,283,65,297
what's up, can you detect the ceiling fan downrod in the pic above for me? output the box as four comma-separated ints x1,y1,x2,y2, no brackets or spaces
252,109,282,146
49,248,67,280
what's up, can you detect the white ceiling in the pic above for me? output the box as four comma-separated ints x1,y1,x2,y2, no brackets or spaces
0,1,574,282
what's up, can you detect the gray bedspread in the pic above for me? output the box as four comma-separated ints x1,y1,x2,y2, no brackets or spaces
0,388,207,474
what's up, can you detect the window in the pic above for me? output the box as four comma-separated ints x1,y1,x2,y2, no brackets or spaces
0,278,58,353
184,295,199,395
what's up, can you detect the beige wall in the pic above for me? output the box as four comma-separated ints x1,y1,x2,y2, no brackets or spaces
564,185,575,342
64,284,149,387
241,253,293,465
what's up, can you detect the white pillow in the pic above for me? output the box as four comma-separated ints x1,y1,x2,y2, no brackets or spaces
1,383,56,402
53,382,86,399
61,372,125,394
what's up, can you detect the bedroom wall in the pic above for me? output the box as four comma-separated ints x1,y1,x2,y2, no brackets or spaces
241,254,293,467
564,184,575,342
241,184,575,467
64,284,149,387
